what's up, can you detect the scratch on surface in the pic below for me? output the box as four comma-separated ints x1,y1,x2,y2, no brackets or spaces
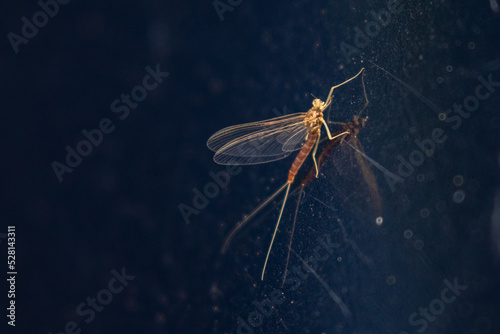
368,60,444,115
279,318,288,330
291,248,352,318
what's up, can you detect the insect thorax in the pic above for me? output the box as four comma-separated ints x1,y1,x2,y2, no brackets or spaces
304,103,324,133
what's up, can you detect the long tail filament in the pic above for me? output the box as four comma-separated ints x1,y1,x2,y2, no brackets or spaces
261,182,291,280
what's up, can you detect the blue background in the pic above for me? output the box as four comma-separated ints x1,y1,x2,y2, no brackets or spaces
1,0,499,333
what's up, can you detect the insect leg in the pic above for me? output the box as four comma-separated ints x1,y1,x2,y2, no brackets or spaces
312,135,321,178
324,68,365,108
321,118,350,140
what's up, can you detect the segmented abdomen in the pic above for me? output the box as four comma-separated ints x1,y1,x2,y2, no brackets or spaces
287,132,318,183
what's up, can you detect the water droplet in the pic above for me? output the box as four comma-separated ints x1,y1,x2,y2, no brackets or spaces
386,275,396,285
417,174,425,182
439,113,447,121
446,65,453,72
404,230,413,239
453,175,464,186
337,257,342,262
437,77,443,83
376,217,383,225
453,190,466,203
414,240,424,250
468,42,475,49
420,208,430,218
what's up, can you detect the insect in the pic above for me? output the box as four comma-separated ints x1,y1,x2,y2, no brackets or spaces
278,112,384,285
207,68,366,280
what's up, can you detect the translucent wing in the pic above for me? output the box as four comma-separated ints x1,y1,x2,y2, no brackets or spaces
207,113,307,165
207,113,305,152
349,138,382,215
282,126,309,152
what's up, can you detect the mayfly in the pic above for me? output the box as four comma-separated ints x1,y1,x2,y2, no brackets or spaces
278,112,386,285
207,68,366,280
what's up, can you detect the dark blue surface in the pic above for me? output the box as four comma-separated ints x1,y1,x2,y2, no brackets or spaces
1,0,499,333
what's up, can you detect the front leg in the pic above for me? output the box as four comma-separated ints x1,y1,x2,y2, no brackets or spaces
323,68,366,108
321,118,350,140
311,133,321,177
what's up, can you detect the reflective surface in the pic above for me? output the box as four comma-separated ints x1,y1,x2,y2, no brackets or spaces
1,0,499,333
